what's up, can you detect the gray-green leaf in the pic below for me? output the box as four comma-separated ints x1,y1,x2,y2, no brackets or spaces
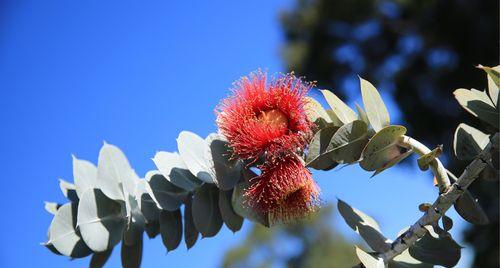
192,184,223,237
453,123,490,160
219,189,243,232
152,151,202,192
159,209,182,252
77,188,127,252
360,78,390,132
320,89,358,124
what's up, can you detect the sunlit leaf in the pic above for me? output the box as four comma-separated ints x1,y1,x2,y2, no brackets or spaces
355,247,385,268
360,78,390,131
320,90,358,124
152,151,202,192
177,131,215,183
72,155,98,199
454,88,498,129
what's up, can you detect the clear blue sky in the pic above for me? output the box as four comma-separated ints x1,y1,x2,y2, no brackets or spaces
0,1,471,267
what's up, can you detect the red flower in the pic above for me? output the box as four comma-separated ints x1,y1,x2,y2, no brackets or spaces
216,71,314,162
245,154,320,222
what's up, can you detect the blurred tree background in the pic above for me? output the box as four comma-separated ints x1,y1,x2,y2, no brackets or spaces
223,0,498,267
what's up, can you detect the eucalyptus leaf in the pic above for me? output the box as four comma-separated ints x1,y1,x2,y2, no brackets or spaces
97,142,133,201
48,203,92,258
477,64,500,107
409,230,462,267
360,78,390,131
232,181,270,227
355,247,385,268
44,201,61,215
389,249,433,268
371,149,413,177
326,120,369,163
184,196,199,249
337,199,390,253
159,209,183,252
146,171,188,212
192,184,223,237
454,190,489,225
355,102,370,125
304,96,332,126
72,155,98,199
59,179,79,203
206,134,243,190
454,88,498,129
360,125,407,172
152,151,202,192
144,220,160,239
135,180,160,223
177,131,215,183
219,189,243,232
121,230,143,268
77,188,127,252
305,124,339,170
90,248,113,268
320,89,358,124
453,123,490,160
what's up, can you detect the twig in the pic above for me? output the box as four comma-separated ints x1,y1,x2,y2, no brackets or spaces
398,135,451,193
380,133,498,262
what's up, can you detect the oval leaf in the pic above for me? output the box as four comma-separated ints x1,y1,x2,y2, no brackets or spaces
90,248,113,268
183,196,199,249
97,143,132,201
48,203,92,258
360,78,390,131
77,188,127,252
206,134,243,190
409,230,461,268
327,120,369,163
453,123,490,160
152,151,202,192
305,124,339,170
72,155,98,199
454,190,489,225
146,171,188,211
320,90,358,124
192,184,223,237
159,209,183,252
177,131,215,183
360,125,407,171
219,189,243,232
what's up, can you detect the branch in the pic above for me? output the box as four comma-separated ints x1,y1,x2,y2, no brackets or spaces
398,135,451,193
380,133,499,262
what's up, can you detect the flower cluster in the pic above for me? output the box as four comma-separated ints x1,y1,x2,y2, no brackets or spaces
216,71,319,222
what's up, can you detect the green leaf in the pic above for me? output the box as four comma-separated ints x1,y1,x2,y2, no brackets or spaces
72,155,98,199
326,120,369,163
454,190,489,225
454,88,498,129
59,179,79,203
47,203,92,258
135,180,160,223
219,189,243,232
320,90,358,124
44,201,61,215
146,171,188,211
97,142,134,201
355,103,370,125
371,149,413,177
152,151,202,192
183,196,199,249
304,96,333,126
192,184,223,237
417,145,443,171
355,247,385,268
338,199,390,253
206,134,243,190
177,131,215,183
231,181,270,227
77,188,127,252
453,123,490,160
360,125,407,172
159,209,182,252
360,78,390,131
90,248,113,268
121,229,143,268
305,124,339,170
477,64,500,107
409,229,461,268
389,249,433,268
144,220,160,239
